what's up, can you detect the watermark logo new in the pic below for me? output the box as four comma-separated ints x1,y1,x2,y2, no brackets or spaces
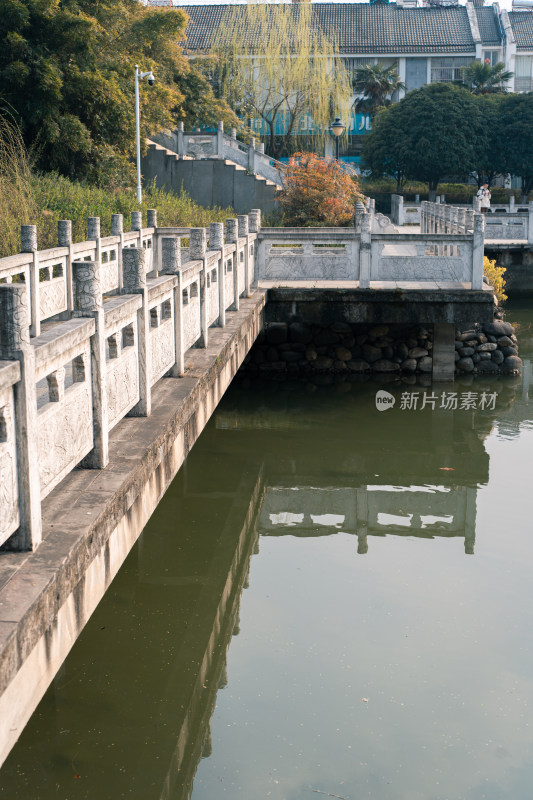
375,390,396,411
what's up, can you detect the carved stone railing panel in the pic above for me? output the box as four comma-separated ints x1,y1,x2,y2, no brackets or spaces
0,370,20,546
39,276,67,321
186,136,216,159
150,298,176,384
37,340,94,499
182,282,202,352
260,239,358,281
106,343,139,431
224,256,235,307
207,266,220,327
222,140,248,168
237,245,246,296
484,216,528,240
371,238,472,282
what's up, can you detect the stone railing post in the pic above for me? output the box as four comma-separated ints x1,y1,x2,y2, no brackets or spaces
509,195,515,213
457,207,466,234
217,121,224,160
21,225,40,337
472,213,485,290
249,209,261,234
231,128,237,140
58,219,74,314
248,138,256,173
87,216,101,265
122,248,151,416
111,213,124,291
528,202,533,245
225,218,239,310
161,236,185,376
0,285,42,550
190,228,209,347
177,121,185,159
72,260,109,468
359,212,371,288
209,222,226,327
238,215,251,296
147,209,158,277
354,200,366,233
131,211,143,248
248,209,261,286
473,195,481,213
257,142,265,154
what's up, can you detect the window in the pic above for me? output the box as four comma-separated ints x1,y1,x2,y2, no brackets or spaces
431,57,474,84
483,50,500,67
515,56,533,93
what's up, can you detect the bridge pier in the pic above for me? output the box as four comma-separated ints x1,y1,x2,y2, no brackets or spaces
432,323,456,381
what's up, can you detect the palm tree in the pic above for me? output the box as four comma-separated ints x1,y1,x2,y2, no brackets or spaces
352,64,405,121
459,61,513,94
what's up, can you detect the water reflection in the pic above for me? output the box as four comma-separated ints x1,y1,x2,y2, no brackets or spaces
0,316,532,800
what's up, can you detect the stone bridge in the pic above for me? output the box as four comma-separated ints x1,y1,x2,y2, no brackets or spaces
0,202,495,767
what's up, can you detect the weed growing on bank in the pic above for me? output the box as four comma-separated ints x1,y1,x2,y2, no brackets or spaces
0,116,232,257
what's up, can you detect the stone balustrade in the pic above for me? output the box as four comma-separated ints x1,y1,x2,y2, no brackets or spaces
401,196,533,244
257,212,484,289
159,121,285,187
0,209,261,552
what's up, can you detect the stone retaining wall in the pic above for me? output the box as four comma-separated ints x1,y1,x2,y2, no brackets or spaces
241,319,522,379
454,320,522,375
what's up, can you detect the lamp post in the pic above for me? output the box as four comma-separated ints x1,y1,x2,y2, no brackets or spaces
330,117,346,162
135,64,155,204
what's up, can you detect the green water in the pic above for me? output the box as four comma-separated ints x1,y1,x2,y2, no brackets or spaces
1,305,533,800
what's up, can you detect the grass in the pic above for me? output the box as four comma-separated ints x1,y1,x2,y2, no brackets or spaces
0,115,233,258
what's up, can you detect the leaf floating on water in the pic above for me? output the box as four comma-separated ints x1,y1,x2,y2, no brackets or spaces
361,698,369,703
439,467,455,471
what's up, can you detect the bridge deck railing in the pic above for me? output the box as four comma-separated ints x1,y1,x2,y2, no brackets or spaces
0,209,261,552
400,196,533,244
257,218,484,288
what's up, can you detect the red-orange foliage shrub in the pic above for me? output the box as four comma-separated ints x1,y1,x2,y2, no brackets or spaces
278,152,362,227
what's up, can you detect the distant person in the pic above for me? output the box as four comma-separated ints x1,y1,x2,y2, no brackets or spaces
477,182,491,213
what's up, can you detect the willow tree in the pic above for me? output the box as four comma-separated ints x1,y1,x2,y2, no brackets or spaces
212,2,352,159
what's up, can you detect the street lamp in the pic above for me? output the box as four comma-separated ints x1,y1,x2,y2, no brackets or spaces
330,116,346,162
135,64,155,204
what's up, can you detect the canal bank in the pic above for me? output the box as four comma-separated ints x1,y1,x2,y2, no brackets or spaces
0,303,531,799
0,202,520,770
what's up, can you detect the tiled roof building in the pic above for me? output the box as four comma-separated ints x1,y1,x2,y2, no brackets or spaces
176,1,533,93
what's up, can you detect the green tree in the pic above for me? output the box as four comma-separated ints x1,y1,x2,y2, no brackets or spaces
492,93,533,201
362,105,411,193
212,3,352,160
174,59,241,132
470,94,503,187
362,83,486,200
458,60,513,95
352,63,405,121
0,0,237,186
